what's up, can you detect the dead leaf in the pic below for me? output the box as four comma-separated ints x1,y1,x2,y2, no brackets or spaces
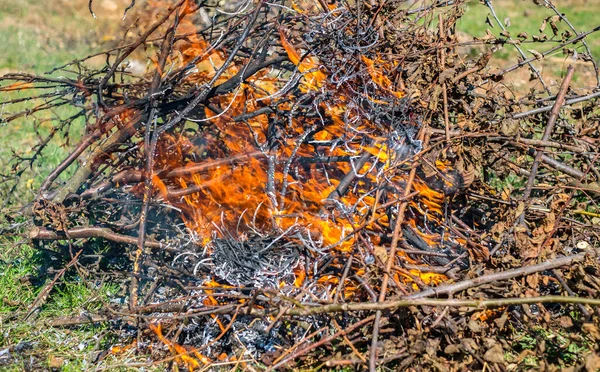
475,29,496,42
528,49,544,60
585,353,600,372
468,319,482,333
582,323,600,340
514,349,536,364
559,316,573,328
374,246,388,263
526,273,539,289
515,226,543,259
48,355,65,369
515,202,525,219
461,338,479,351
460,165,476,189
543,212,556,233
549,16,560,35
542,275,550,286
483,343,505,364
444,344,461,354
494,312,509,330
550,193,569,210
501,118,519,136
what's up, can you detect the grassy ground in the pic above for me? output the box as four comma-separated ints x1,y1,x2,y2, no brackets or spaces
457,0,600,91
1,0,599,370
0,1,151,370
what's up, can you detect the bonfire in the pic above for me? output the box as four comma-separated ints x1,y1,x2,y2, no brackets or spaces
1,0,600,370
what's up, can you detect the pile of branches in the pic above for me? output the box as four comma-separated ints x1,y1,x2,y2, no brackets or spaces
2,0,600,369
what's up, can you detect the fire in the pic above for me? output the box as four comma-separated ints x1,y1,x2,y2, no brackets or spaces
279,29,327,91
150,323,211,371
361,56,405,99
110,341,136,355
138,1,462,292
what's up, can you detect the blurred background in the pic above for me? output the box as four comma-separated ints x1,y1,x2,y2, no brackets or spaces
1,0,598,76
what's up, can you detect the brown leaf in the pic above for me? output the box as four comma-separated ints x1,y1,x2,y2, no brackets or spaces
483,343,505,364
526,273,539,289
542,275,550,286
48,355,65,369
550,193,569,210
461,338,479,351
460,165,477,189
501,118,519,136
543,212,556,233
585,353,600,372
373,246,388,263
468,319,482,333
475,29,496,42
582,323,600,340
550,19,559,36
494,312,509,330
514,349,536,364
514,202,525,219
515,226,542,259
559,316,573,328
528,49,544,60
444,344,461,354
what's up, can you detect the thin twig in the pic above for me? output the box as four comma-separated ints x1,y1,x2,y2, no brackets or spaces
519,65,575,224
24,249,83,321
268,316,376,370
484,0,550,94
406,250,596,299
263,295,600,317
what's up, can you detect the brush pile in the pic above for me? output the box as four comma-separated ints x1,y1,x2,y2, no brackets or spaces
2,0,600,369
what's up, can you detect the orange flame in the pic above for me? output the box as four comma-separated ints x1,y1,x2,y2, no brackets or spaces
150,323,211,371
279,29,327,91
138,5,463,293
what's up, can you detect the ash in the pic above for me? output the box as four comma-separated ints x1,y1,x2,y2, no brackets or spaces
232,318,281,357
209,236,302,288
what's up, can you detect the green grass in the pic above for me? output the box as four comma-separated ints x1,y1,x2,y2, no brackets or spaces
0,244,38,312
505,324,595,368
0,0,113,203
0,238,125,369
0,0,169,367
0,1,136,369
457,0,600,90
458,0,600,58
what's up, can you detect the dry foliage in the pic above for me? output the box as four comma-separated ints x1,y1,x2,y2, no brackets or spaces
1,0,600,370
